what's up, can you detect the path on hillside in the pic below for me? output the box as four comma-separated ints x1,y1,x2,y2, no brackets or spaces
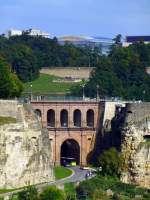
0,166,90,198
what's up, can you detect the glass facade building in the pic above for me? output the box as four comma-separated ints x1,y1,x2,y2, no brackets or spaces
57,35,114,54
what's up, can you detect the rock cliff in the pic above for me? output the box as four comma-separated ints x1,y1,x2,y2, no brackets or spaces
0,100,54,189
121,103,150,188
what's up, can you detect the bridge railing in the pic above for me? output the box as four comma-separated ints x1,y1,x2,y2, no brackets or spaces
30,95,101,102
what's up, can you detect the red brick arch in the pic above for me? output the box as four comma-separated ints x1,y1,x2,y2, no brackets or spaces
31,100,101,165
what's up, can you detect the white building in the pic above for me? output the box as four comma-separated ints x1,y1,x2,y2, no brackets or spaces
5,28,50,39
25,29,50,38
6,29,22,38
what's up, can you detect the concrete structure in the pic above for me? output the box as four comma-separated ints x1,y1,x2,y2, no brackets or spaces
31,99,104,165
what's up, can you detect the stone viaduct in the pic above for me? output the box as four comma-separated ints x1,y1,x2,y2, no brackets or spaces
31,99,119,165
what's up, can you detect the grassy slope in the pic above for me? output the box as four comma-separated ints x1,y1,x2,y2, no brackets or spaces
23,74,80,95
54,166,72,180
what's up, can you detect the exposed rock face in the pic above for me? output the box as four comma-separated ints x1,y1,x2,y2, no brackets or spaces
121,103,150,188
0,100,54,189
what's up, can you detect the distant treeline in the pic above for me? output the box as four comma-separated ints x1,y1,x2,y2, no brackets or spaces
0,34,150,101
0,35,101,82
72,40,150,101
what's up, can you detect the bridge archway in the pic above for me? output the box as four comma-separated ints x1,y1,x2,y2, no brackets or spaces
60,109,68,127
73,109,81,127
60,139,80,165
87,109,94,127
35,109,41,118
47,109,55,127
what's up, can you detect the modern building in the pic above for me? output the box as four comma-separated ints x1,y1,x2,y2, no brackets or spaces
123,36,150,47
57,35,114,54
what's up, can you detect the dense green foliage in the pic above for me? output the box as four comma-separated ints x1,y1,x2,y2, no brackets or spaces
0,35,101,82
18,186,38,200
76,176,150,200
85,42,150,101
64,183,77,200
97,147,123,177
0,56,23,98
54,166,72,180
39,186,65,200
0,34,150,100
1,177,149,200
15,186,65,200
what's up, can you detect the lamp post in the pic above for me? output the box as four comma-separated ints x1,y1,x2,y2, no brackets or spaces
82,84,85,100
96,84,99,100
143,90,145,102
30,83,32,101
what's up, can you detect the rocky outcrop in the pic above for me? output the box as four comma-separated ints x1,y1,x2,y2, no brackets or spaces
121,103,150,188
0,100,54,189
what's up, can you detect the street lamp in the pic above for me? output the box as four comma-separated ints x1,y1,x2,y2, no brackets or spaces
30,83,32,101
143,90,145,102
96,84,99,100
82,84,85,100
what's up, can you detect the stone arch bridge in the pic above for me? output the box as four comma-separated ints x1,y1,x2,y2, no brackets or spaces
31,99,115,165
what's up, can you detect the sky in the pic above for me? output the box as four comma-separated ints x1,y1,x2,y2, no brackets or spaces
0,0,150,38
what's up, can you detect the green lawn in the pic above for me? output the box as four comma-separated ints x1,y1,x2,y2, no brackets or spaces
23,73,80,95
54,166,72,180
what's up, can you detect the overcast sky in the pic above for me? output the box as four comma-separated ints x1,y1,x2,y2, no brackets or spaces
0,0,150,38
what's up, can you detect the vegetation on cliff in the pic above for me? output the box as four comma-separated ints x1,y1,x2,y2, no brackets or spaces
97,147,123,178
0,116,16,126
4,177,150,200
0,56,23,98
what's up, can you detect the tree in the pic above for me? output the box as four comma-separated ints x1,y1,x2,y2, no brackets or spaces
39,186,65,200
11,44,39,82
97,147,123,177
0,55,23,98
113,34,122,46
86,56,124,98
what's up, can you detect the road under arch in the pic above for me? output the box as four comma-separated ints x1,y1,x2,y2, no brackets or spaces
61,139,80,165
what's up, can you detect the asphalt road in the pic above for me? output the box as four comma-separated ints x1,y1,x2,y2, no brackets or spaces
51,166,89,185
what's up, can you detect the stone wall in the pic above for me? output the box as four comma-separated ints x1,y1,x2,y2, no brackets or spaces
103,101,125,125
121,102,150,188
0,100,18,118
0,101,54,189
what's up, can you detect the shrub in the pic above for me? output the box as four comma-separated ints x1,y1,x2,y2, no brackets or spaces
39,185,65,200
17,186,38,200
64,183,77,200
97,147,123,177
